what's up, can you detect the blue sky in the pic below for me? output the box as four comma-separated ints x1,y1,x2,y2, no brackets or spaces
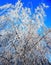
0,0,51,28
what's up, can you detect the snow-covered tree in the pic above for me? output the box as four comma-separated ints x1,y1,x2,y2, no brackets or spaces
0,0,51,65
